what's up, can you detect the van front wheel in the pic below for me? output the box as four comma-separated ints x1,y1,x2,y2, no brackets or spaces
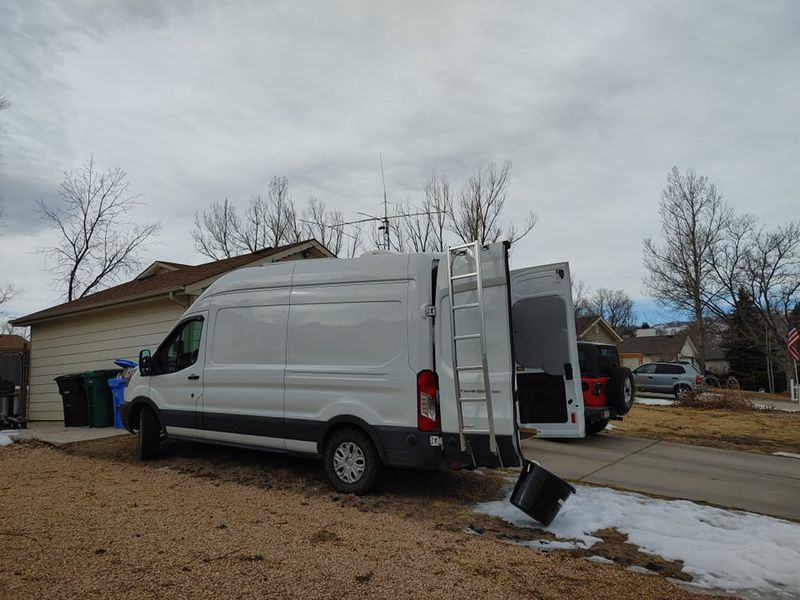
324,428,381,495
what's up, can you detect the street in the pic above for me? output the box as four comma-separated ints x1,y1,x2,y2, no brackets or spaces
523,433,800,521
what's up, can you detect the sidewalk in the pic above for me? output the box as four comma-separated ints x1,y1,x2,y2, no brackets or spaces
522,433,800,521
11,421,128,446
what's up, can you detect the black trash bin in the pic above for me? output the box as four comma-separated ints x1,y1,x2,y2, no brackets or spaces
511,460,576,526
54,374,89,427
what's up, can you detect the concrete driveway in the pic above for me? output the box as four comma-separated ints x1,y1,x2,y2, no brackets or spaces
522,433,800,521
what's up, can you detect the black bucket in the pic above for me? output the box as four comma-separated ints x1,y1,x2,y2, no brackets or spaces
510,460,576,526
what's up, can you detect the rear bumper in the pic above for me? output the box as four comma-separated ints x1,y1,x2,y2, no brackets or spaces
375,427,521,471
585,406,617,422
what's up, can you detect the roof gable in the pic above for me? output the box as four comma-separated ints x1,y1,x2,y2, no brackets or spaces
12,239,332,325
574,314,623,342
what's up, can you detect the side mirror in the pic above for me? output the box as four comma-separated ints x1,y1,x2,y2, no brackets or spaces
139,349,152,376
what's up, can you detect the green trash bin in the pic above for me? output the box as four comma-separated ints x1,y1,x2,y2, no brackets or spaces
82,369,121,427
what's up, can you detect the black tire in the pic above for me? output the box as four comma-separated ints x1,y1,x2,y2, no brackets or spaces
138,407,161,460
324,427,381,495
674,384,692,400
607,367,635,414
586,419,610,435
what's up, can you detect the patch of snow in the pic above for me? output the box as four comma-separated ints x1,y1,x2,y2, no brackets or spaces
521,539,576,551
773,452,800,460
0,429,20,446
586,555,615,565
463,526,481,535
605,422,615,430
474,485,800,597
636,397,676,406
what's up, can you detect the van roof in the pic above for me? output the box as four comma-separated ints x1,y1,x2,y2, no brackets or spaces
200,251,439,298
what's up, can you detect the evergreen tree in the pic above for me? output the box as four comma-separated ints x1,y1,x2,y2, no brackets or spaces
722,289,772,390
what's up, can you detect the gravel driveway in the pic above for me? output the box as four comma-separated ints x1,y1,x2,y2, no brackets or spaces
0,438,717,599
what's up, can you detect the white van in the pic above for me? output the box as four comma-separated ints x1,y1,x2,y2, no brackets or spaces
120,242,585,493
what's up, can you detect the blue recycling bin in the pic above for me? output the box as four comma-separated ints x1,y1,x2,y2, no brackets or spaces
107,378,128,429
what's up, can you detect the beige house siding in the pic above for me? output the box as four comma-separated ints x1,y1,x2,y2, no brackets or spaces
579,323,619,344
28,298,184,421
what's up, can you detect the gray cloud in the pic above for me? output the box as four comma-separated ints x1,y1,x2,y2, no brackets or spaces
1,0,798,320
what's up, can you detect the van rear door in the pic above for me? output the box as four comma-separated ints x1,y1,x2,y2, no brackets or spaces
510,263,585,438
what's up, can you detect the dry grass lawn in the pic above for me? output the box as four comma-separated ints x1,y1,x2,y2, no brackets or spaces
0,438,719,600
613,404,800,455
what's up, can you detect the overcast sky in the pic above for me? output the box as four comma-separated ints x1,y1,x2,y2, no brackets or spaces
1,0,798,323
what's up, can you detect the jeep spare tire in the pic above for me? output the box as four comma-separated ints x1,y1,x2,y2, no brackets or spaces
607,367,635,414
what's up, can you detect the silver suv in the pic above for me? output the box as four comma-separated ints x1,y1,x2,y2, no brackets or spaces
632,362,704,398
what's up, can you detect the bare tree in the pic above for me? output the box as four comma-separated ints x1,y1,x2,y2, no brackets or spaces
301,196,344,255
0,204,13,309
192,198,240,260
590,288,636,335
571,278,592,317
257,176,301,248
643,167,732,368
449,161,536,245
37,157,161,301
192,176,306,259
343,222,364,258
424,173,451,252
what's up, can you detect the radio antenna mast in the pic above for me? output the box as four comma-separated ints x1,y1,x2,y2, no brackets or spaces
379,153,390,250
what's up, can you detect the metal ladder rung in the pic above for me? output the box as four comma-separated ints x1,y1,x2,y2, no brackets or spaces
452,302,479,310
453,333,481,341
456,365,483,371
459,397,487,403
462,429,492,435
451,272,477,280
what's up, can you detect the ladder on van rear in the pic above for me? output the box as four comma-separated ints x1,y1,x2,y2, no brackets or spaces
446,241,501,466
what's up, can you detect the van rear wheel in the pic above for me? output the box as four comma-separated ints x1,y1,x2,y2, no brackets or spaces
324,427,381,495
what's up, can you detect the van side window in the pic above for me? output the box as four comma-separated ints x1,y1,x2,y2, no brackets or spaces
155,318,204,374
636,363,657,374
655,364,684,375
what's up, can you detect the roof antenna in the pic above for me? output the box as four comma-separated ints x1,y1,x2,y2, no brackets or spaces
379,152,390,251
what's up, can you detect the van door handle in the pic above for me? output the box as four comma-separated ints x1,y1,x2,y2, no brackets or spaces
187,374,200,380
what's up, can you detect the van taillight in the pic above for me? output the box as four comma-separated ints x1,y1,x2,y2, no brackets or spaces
696,374,702,385
417,369,439,432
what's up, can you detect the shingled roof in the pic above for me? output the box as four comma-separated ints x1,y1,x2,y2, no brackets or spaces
617,331,691,355
12,239,331,326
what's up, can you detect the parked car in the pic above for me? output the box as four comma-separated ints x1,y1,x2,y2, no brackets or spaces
120,243,588,493
633,362,704,397
576,342,635,435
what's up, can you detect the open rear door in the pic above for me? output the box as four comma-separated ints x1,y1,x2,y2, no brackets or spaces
510,263,585,438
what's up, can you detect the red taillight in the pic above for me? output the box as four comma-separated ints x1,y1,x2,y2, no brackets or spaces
417,369,439,432
696,375,702,385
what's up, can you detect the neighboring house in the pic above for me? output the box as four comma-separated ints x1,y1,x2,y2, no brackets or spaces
0,334,30,418
574,315,623,345
704,345,729,375
618,331,699,369
633,321,691,337
11,239,333,421
0,334,28,351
